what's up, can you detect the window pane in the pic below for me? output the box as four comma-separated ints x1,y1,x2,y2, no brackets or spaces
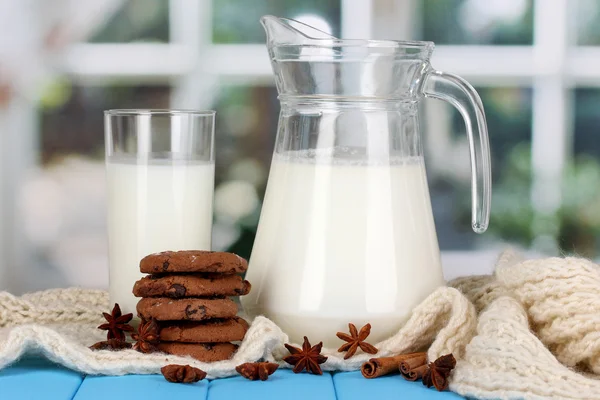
423,87,533,250
574,88,600,158
570,88,600,255
577,0,600,45
212,0,341,43
420,0,533,45
88,0,169,43
17,84,170,292
41,85,170,161
212,85,279,257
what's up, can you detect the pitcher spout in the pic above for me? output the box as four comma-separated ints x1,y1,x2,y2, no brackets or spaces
261,15,337,48
261,15,435,100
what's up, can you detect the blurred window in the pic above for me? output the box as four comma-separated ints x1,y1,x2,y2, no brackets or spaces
212,86,279,256
565,88,600,256
424,87,533,250
88,0,169,43
18,84,170,292
574,89,600,159
213,0,341,43
40,85,170,162
421,0,533,45
577,0,600,45
3,0,598,293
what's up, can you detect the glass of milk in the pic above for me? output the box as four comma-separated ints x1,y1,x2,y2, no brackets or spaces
104,110,215,315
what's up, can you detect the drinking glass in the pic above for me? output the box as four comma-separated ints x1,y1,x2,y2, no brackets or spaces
105,110,215,315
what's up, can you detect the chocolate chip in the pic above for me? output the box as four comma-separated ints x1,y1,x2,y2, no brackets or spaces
199,305,206,317
234,288,243,295
184,305,198,318
167,284,187,298
162,261,170,271
202,344,214,350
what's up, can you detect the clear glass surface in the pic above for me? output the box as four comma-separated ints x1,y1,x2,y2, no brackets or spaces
105,110,215,316
242,16,491,347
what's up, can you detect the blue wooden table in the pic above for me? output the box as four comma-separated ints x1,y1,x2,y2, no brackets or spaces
0,357,464,400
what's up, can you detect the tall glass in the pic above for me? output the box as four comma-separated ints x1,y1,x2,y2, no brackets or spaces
105,110,215,316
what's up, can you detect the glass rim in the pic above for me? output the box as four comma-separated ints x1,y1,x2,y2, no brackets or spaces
271,39,435,49
263,16,435,50
104,109,216,117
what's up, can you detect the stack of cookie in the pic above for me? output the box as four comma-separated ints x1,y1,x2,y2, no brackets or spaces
133,250,251,362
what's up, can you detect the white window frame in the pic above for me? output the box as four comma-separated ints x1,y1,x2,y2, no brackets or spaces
1,0,594,289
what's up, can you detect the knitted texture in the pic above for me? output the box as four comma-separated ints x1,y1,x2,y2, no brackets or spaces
1,250,600,400
448,249,600,399
0,286,471,378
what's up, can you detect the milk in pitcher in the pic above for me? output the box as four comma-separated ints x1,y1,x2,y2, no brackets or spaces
242,149,443,347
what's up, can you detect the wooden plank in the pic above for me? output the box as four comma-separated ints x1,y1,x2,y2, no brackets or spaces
0,358,467,400
0,357,84,400
333,371,464,400
208,369,337,400
73,374,208,400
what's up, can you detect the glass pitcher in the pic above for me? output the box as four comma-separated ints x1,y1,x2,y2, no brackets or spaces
241,16,491,347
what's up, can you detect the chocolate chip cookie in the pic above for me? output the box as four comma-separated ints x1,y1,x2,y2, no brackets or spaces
136,297,238,321
133,274,251,298
159,317,249,343
140,251,248,274
157,342,238,362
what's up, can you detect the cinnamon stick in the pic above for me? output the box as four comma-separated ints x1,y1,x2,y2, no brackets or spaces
400,363,429,381
399,352,428,375
361,352,427,379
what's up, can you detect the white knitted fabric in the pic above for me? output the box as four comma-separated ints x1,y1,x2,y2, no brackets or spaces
449,249,600,400
1,249,600,400
0,286,472,378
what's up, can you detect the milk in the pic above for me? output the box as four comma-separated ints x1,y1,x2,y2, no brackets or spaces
106,158,214,315
241,151,443,347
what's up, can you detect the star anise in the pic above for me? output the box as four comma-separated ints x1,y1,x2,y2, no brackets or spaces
98,303,134,341
336,323,378,359
283,336,328,375
132,318,160,353
161,364,206,383
89,339,132,351
236,362,279,381
422,354,456,391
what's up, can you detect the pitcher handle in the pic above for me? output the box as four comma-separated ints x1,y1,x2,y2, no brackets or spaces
423,69,491,233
